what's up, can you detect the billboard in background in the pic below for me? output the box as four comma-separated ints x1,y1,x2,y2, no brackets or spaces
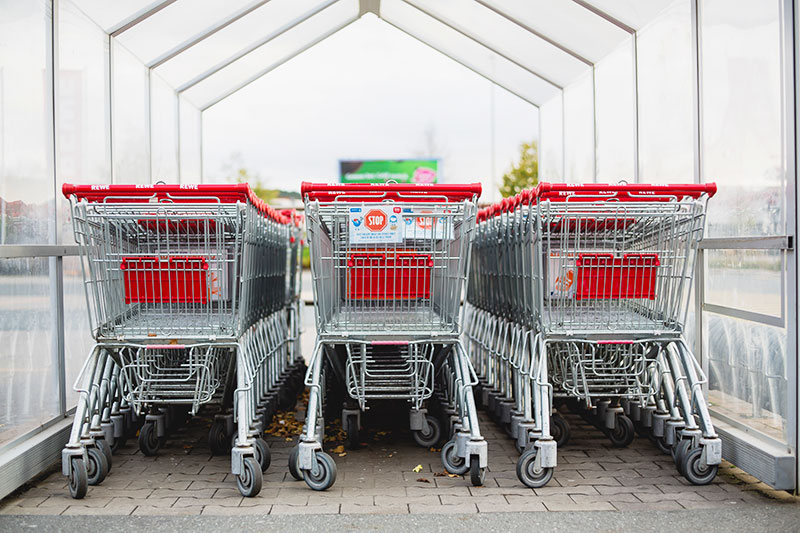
339,159,438,184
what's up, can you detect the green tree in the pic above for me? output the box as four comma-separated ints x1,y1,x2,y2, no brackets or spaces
223,152,279,203
499,140,538,198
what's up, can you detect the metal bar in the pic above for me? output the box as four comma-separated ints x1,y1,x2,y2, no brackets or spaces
148,0,272,68
109,0,179,37
699,236,793,250
0,245,81,258
702,303,785,329
177,0,339,93
382,19,541,108
570,0,636,34
475,0,594,66
632,33,640,182
403,0,564,89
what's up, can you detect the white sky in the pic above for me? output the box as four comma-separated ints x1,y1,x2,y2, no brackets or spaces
201,13,539,204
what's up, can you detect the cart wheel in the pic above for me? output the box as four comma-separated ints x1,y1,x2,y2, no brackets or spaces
607,415,635,448
68,457,88,499
86,446,109,486
345,415,360,450
441,439,468,475
110,434,127,453
96,437,113,470
288,445,303,481
516,449,554,489
208,421,230,455
682,447,718,485
635,421,651,439
236,457,263,497
412,415,442,448
469,455,485,486
550,412,571,448
253,438,271,473
672,438,693,475
514,439,526,455
303,451,337,491
138,422,161,456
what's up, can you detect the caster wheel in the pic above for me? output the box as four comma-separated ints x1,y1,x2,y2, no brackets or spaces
607,415,635,448
412,416,442,448
516,449,554,489
110,434,127,453
682,447,718,485
288,445,303,481
236,457,263,497
469,455,485,486
303,451,337,491
208,421,230,455
672,438,693,476
138,422,163,456
345,415,360,450
635,421,651,439
441,439,468,475
253,438,271,473
650,432,671,455
86,446,109,486
550,413,571,448
68,457,88,499
515,439,526,455
96,437,113,470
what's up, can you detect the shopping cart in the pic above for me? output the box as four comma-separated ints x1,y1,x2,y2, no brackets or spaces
294,181,487,490
466,182,721,488
61,183,297,499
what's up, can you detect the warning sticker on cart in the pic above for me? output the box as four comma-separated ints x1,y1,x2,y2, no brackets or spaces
402,209,453,241
349,206,403,243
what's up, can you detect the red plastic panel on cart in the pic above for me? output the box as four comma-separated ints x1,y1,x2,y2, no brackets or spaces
120,256,209,304
347,252,433,300
575,253,660,300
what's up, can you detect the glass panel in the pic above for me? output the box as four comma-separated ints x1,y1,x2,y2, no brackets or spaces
117,0,256,65
492,87,540,203
155,0,331,89
705,311,788,443
183,0,359,109
63,255,94,407
637,0,693,184
150,74,179,182
407,0,589,87
594,39,635,182
70,0,161,33
58,0,111,244
381,0,557,106
705,250,783,318
539,94,563,181
0,0,56,246
700,0,787,237
563,73,594,183
112,42,150,183
580,0,675,31
479,0,629,64
0,258,58,447
179,97,202,182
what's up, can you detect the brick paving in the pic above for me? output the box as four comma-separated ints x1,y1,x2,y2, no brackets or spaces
2,405,798,517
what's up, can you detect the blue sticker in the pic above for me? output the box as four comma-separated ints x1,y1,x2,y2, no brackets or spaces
352,218,362,227
389,215,397,223
350,207,362,213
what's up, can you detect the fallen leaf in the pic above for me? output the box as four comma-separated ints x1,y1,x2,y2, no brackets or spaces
332,445,345,454
416,478,431,483
338,452,347,457
412,464,423,473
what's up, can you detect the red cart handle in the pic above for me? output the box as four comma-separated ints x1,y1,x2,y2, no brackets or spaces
62,183,290,225
535,182,717,202
301,181,482,203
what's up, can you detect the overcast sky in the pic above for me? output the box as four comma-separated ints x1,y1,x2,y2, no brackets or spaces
202,13,539,204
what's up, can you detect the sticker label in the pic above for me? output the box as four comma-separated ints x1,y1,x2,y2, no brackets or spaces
349,206,403,243
403,209,453,240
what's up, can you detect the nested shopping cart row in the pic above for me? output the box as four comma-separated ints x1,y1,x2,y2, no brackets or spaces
465,182,722,488
61,183,305,499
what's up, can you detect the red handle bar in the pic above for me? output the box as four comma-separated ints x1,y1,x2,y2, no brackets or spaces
301,181,482,203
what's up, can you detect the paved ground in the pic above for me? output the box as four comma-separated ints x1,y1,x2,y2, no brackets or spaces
1,397,798,524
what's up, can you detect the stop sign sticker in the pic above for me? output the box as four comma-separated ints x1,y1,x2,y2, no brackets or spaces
365,209,387,232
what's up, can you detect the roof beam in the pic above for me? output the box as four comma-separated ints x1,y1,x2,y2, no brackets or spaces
402,0,563,89
474,0,594,66
201,16,359,111
109,0,179,37
149,0,273,69
570,0,636,34
177,0,340,93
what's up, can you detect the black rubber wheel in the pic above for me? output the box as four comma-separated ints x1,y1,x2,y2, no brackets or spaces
635,421,651,439
682,447,719,485
469,455,485,486
68,457,88,499
110,434,127,453
303,451,337,491
345,415,360,450
208,421,230,455
253,438,271,473
86,446,109,486
288,445,303,481
96,437,113,470
441,439,468,475
673,438,693,475
607,415,635,448
236,457,263,497
654,434,672,454
138,422,161,456
412,415,442,448
550,413,571,448
516,448,554,488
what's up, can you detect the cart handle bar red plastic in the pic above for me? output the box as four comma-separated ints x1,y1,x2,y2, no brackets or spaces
62,183,290,225
301,181,482,203
535,182,716,202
